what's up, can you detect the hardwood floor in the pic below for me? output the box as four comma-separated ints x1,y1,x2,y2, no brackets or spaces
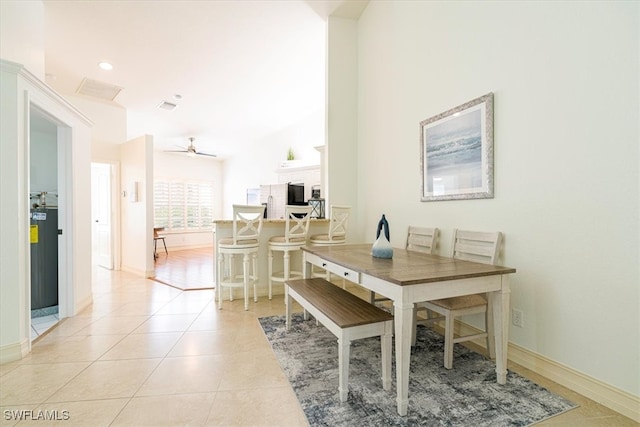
152,246,215,291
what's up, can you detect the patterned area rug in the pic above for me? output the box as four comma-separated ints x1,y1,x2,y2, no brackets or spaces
259,314,577,427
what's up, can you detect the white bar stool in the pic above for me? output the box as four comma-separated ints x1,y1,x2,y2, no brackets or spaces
267,205,312,300
216,204,265,310
309,205,351,282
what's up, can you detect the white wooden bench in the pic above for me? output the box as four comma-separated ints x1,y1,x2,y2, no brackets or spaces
285,277,394,402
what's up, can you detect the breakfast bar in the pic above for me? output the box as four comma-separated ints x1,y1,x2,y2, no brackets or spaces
213,218,329,298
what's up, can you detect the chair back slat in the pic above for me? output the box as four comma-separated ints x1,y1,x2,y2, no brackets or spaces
451,229,502,265
406,226,438,254
232,204,266,244
327,205,351,241
284,205,312,242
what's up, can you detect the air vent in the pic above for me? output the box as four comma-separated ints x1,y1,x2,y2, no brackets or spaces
157,101,178,111
76,78,123,101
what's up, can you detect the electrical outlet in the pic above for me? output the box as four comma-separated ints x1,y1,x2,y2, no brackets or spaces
512,308,524,328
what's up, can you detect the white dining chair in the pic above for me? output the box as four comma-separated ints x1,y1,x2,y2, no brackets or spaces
415,229,502,369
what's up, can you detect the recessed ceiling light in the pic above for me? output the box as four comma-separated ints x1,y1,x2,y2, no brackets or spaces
98,62,113,71
173,94,183,100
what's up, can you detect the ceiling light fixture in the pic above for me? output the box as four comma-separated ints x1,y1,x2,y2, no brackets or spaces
98,62,113,71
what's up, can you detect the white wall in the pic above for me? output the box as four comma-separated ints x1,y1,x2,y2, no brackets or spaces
326,17,360,240
119,135,154,276
356,0,638,398
0,0,45,80
30,129,58,199
68,94,127,147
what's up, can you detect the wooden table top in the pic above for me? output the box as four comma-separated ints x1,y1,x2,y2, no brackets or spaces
301,244,516,286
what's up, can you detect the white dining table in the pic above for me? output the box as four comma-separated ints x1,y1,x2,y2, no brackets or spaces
300,243,516,416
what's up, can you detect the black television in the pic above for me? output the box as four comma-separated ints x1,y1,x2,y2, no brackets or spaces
287,183,306,206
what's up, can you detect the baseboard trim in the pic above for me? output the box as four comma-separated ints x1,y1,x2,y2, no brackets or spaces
121,265,146,277
0,338,29,365
166,244,212,251
454,322,639,422
74,295,93,316
508,341,639,423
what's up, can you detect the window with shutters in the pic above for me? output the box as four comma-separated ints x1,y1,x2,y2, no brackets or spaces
154,180,214,231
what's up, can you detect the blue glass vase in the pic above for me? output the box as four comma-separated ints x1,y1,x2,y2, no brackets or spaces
371,214,393,259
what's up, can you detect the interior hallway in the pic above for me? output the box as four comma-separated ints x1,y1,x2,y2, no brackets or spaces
0,250,635,426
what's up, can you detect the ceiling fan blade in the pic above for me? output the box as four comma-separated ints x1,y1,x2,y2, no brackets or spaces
164,149,189,153
195,152,217,157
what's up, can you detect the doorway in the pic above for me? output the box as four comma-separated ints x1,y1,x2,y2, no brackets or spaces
91,163,114,269
29,108,62,340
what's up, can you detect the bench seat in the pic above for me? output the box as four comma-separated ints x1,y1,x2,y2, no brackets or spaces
285,277,394,402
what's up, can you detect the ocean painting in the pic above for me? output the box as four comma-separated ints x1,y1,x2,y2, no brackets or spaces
424,108,483,195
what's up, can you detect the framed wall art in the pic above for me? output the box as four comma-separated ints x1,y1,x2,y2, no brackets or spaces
420,92,494,202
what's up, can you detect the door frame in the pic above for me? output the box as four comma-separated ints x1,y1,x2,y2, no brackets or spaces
91,162,114,269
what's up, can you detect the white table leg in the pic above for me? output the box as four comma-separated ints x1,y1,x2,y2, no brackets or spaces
381,320,392,391
394,301,414,416
217,253,224,309
242,253,250,310
285,287,292,331
492,275,511,384
338,337,350,402
302,253,310,321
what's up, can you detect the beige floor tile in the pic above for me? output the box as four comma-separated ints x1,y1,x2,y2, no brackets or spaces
217,348,290,391
46,358,160,402
167,330,237,357
537,413,640,426
20,334,126,364
10,399,128,426
0,362,90,405
74,315,150,336
99,332,182,360
34,316,98,338
154,292,213,316
234,322,271,353
136,355,226,396
0,404,37,427
188,308,256,332
110,392,216,427
205,387,306,426
0,360,23,378
133,313,199,333
108,300,170,316
187,310,227,331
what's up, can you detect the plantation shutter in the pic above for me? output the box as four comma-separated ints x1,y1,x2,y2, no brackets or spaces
153,179,214,231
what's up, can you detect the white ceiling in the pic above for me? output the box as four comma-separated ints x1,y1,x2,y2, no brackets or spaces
41,0,367,158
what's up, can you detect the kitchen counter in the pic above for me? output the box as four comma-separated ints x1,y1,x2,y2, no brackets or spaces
213,218,330,299
213,218,329,225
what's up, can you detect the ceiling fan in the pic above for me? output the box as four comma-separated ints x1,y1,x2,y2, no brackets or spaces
165,137,217,157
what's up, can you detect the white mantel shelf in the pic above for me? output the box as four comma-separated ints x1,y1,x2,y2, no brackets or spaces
275,164,320,174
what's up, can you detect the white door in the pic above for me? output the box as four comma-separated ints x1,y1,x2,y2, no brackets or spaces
91,163,113,269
